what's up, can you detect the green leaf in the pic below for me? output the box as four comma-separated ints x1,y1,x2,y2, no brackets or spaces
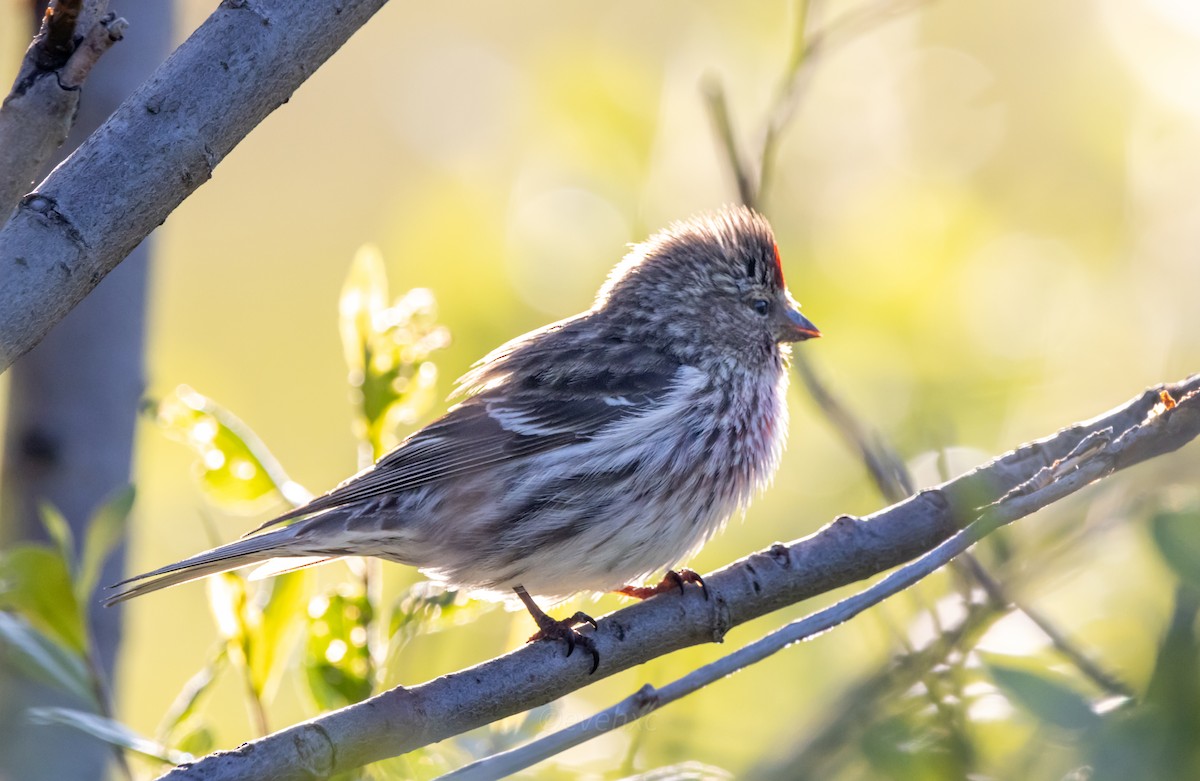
0,612,94,705
0,545,87,653
339,247,449,459
1151,508,1200,591
172,724,214,759
28,706,190,765
339,244,390,378
77,485,136,603
388,582,479,643
205,570,248,645
305,588,375,710
247,570,310,700
38,502,75,568
151,386,308,513
985,657,1101,730
205,569,309,705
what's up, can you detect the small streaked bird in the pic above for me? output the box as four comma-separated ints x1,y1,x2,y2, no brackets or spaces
107,205,820,672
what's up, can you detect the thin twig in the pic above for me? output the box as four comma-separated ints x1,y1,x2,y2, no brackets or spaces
60,13,127,89
957,554,1134,698
701,78,757,209
759,0,931,193
82,636,134,781
709,0,932,209
711,0,1132,712
792,352,914,498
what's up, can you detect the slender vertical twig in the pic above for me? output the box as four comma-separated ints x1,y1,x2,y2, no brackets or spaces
706,0,1132,705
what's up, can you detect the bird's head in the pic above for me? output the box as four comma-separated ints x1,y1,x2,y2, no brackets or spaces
595,205,819,367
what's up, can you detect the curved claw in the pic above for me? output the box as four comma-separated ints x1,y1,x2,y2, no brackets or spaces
513,586,600,674
617,568,709,601
679,569,710,601
566,611,599,631
526,614,600,674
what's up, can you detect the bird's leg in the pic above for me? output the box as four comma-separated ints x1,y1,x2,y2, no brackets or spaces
617,568,709,600
514,585,600,674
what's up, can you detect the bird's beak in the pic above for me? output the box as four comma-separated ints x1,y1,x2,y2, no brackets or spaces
780,302,820,342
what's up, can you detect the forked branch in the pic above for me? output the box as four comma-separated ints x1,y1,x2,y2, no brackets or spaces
157,376,1199,780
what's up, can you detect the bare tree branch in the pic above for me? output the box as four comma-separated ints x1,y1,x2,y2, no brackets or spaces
0,2,169,779
757,0,929,207
705,0,1132,719
439,394,1176,779
704,0,930,211
700,77,757,209
0,0,391,373
0,0,126,214
154,375,1200,780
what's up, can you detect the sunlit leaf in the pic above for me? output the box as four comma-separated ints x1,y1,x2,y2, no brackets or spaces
1150,508,1200,591
388,582,480,643
28,706,191,765
172,724,215,759
247,570,310,701
984,657,1101,731
0,545,87,653
77,485,136,603
382,583,493,681
205,571,276,726
0,612,94,705
305,588,375,710
339,244,390,378
150,386,309,512
38,502,75,568
206,571,247,644
205,568,309,708
340,247,450,459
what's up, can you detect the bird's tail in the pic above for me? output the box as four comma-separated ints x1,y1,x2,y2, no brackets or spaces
104,527,307,605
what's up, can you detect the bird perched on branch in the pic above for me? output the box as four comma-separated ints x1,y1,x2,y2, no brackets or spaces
107,205,820,673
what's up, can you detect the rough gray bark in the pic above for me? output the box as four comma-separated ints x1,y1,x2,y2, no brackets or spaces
0,2,169,780
0,0,392,372
157,375,1200,780
0,2,127,214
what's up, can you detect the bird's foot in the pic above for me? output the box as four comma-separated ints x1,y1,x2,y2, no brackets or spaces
617,568,709,600
526,610,600,674
513,585,600,674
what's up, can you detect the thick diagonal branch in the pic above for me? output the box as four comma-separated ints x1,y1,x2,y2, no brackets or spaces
156,375,1200,780
0,0,391,372
0,1,126,214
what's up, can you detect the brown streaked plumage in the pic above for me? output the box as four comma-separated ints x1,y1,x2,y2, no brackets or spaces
107,205,820,672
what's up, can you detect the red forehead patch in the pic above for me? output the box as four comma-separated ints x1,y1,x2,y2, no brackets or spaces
773,243,785,283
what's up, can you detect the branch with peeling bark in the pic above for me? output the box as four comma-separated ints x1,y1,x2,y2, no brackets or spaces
0,0,391,373
154,376,1200,780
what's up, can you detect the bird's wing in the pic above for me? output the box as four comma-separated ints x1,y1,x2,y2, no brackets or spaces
250,343,684,532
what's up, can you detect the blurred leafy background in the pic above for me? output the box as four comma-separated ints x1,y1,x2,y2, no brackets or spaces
2,0,1200,778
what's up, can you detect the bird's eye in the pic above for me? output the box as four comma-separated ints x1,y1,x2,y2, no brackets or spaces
751,299,770,316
